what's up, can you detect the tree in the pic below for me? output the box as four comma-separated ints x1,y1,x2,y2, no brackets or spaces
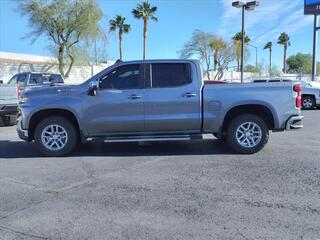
286,53,312,74
179,30,213,79
109,15,131,61
232,32,251,72
263,41,272,76
88,23,107,66
213,43,235,80
209,36,227,71
19,0,103,78
269,65,281,77
132,1,158,60
278,32,290,73
244,64,262,74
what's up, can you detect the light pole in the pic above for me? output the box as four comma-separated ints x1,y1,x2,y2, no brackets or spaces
232,1,259,83
247,43,258,69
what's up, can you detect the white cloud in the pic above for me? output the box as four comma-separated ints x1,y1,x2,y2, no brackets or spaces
218,0,313,43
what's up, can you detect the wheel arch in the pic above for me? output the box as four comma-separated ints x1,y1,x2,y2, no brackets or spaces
29,108,81,140
302,94,316,101
222,104,276,134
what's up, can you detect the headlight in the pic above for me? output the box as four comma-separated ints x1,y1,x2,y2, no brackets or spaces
19,96,29,104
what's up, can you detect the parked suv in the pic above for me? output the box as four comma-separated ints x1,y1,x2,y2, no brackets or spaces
17,60,303,156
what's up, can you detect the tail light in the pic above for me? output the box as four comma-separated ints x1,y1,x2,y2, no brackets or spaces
17,83,22,98
293,84,302,108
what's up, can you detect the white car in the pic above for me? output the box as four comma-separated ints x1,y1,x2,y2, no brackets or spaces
253,79,320,110
299,81,320,110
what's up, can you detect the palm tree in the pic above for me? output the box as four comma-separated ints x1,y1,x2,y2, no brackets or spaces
209,36,227,71
263,41,273,76
277,32,290,73
109,15,131,61
132,1,158,60
232,32,251,72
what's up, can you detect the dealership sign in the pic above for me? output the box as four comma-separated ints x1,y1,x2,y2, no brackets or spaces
305,0,320,15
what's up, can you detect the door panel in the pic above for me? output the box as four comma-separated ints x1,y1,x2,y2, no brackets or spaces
82,64,145,136
82,89,144,135
144,63,201,133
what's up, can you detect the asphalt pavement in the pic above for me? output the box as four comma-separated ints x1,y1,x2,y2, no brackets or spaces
0,111,319,240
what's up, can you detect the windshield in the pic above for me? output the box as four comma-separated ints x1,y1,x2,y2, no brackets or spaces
8,73,27,85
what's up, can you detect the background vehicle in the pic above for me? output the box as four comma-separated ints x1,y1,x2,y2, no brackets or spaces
7,72,64,97
17,60,303,156
299,81,320,110
253,78,320,110
0,83,18,126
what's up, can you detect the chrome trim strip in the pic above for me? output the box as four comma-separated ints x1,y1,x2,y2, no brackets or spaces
286,115,304,130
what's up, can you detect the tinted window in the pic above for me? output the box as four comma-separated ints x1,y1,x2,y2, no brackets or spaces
99,64,141,90
28,73,63,85
18,73,27,84
269,80,281,82
151,63,191,88
48,74,64,83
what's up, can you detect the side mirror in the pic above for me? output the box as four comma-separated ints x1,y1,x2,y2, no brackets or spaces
0,80,3,84
88,79,98,96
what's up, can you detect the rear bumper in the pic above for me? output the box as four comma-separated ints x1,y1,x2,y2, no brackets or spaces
16,117,30,141
286,115,304,130
0,104,18,116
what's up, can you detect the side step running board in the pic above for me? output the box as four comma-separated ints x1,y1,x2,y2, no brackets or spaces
97,134,203,143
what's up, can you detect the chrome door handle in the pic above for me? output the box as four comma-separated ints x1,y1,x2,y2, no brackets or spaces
182,92,197,98
128,94,142,100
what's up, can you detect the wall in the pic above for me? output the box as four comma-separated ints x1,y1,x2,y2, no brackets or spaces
0,62,114,84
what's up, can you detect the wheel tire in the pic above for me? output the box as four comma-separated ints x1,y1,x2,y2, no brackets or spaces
34,116,78,157
302,96,315,110
226,114,269,154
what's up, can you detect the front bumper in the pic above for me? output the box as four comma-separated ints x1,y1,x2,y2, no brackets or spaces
0,104,18,116
16,117,30,141
286,115,304,130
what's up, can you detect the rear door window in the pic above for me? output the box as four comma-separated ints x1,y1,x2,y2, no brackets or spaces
29,74,44,85
49,74,64,83
151,63,191,88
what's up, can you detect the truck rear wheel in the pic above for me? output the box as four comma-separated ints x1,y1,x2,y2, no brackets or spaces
34,116,78,157
226,114,269,154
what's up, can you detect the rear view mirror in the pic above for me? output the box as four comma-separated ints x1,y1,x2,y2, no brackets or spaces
88,79,98,96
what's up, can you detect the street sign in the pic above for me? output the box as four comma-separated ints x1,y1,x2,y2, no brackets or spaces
305,0,320,15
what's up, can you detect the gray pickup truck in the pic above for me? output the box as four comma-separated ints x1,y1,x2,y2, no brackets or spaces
17,60,303,156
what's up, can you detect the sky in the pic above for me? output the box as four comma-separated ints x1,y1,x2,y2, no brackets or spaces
0,0,317,69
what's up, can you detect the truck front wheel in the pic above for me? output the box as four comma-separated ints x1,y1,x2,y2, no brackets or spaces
34,116,78,157
226,114,269,154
